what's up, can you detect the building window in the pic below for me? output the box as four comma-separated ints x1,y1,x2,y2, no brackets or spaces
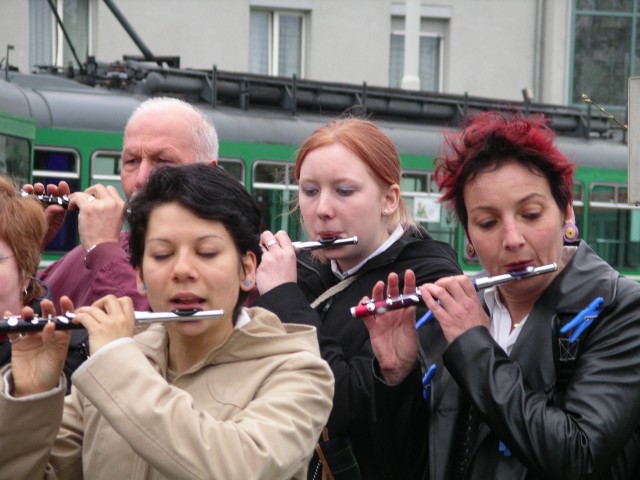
388,12,445,92
249,10,304,77
389,33,442,91
29,0,91,70
571,0,637,109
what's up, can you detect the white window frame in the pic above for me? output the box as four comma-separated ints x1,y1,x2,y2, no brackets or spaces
250,9,306,78
389,29,444,92
53,0,95,67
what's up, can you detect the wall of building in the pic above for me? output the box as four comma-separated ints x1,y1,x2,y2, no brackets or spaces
0,0,574,104
0,0,30,74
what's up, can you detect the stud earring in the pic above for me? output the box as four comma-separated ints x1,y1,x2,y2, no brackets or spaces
563,222,580,244
465,242,477,259
244,280,252,287
383,209,389,216
141,283,147,292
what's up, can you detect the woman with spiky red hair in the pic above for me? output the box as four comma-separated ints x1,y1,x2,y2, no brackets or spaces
364,113,640,480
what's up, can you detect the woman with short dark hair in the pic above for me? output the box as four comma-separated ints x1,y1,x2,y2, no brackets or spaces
0,164,334,480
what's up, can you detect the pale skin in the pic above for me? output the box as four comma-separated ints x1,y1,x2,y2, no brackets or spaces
364,161,572,385
256,142,400,295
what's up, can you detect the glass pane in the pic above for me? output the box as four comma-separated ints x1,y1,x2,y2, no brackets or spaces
589,207,640,269
34,149,78,173
250,11,270,74
29,0,53,70
278,14,302,77
253,188,302,238
62,0,89,66
91,152,124,199
34,149,80,253
389,34,404,88
573,14,631,105
573,182,584,203
254,162,293,184
0,134,30,186
591,184,616,202
401,172,428,192
633,18,640,76
419,36,440,92
91,153,120,177
218,159,245,183
619,186,629,203
576,0,632,12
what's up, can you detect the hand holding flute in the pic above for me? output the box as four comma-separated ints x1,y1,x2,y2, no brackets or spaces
6,295,224,396
351,264,558,319
19,180,71,248
256,230,359,295
362,264,558,356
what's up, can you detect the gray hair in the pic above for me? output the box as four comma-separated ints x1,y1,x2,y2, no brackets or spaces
126,97,219,162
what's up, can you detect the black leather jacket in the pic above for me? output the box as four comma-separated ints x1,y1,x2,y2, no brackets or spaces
254,228,461,479
373,242,640,480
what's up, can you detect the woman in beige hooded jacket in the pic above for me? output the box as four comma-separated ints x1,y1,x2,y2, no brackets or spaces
0,164,334,480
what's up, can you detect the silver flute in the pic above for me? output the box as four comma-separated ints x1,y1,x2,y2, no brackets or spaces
18,190,71,209
350,263,558,318
0,309,224,334
292,236,358,251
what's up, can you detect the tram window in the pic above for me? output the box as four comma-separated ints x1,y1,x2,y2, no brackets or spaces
402,171,456,247
34,148,81,253
91,151,125,199
0,134,29,186
218,158,245,184
252,161,301,238
588,183,640,270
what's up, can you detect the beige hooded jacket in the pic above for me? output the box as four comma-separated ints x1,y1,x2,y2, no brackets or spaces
0,307,334,480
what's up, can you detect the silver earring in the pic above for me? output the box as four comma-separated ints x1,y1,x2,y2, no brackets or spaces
244,280,252,287
141,283,147,292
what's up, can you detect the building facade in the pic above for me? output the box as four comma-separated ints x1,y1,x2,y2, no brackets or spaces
0,0,634,114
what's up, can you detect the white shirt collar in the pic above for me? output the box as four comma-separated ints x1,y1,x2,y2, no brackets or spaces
484,287,528,355
331,225,405,280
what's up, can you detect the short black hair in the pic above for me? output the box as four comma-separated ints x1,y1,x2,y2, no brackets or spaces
127,164,262,316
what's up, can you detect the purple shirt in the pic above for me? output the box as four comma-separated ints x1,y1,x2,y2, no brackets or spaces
38,232,150,311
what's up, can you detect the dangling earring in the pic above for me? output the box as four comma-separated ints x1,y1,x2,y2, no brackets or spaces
563,222,580,244
465,242,477,259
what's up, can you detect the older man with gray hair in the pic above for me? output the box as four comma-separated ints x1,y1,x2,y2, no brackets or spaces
38,97,218,311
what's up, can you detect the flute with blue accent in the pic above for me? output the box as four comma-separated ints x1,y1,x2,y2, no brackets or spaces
350,263,558,322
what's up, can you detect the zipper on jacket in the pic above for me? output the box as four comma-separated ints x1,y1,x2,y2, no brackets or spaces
322,297,334,313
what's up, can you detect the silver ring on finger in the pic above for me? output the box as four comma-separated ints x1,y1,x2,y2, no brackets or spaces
265,239,277,250
9,333,23,344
